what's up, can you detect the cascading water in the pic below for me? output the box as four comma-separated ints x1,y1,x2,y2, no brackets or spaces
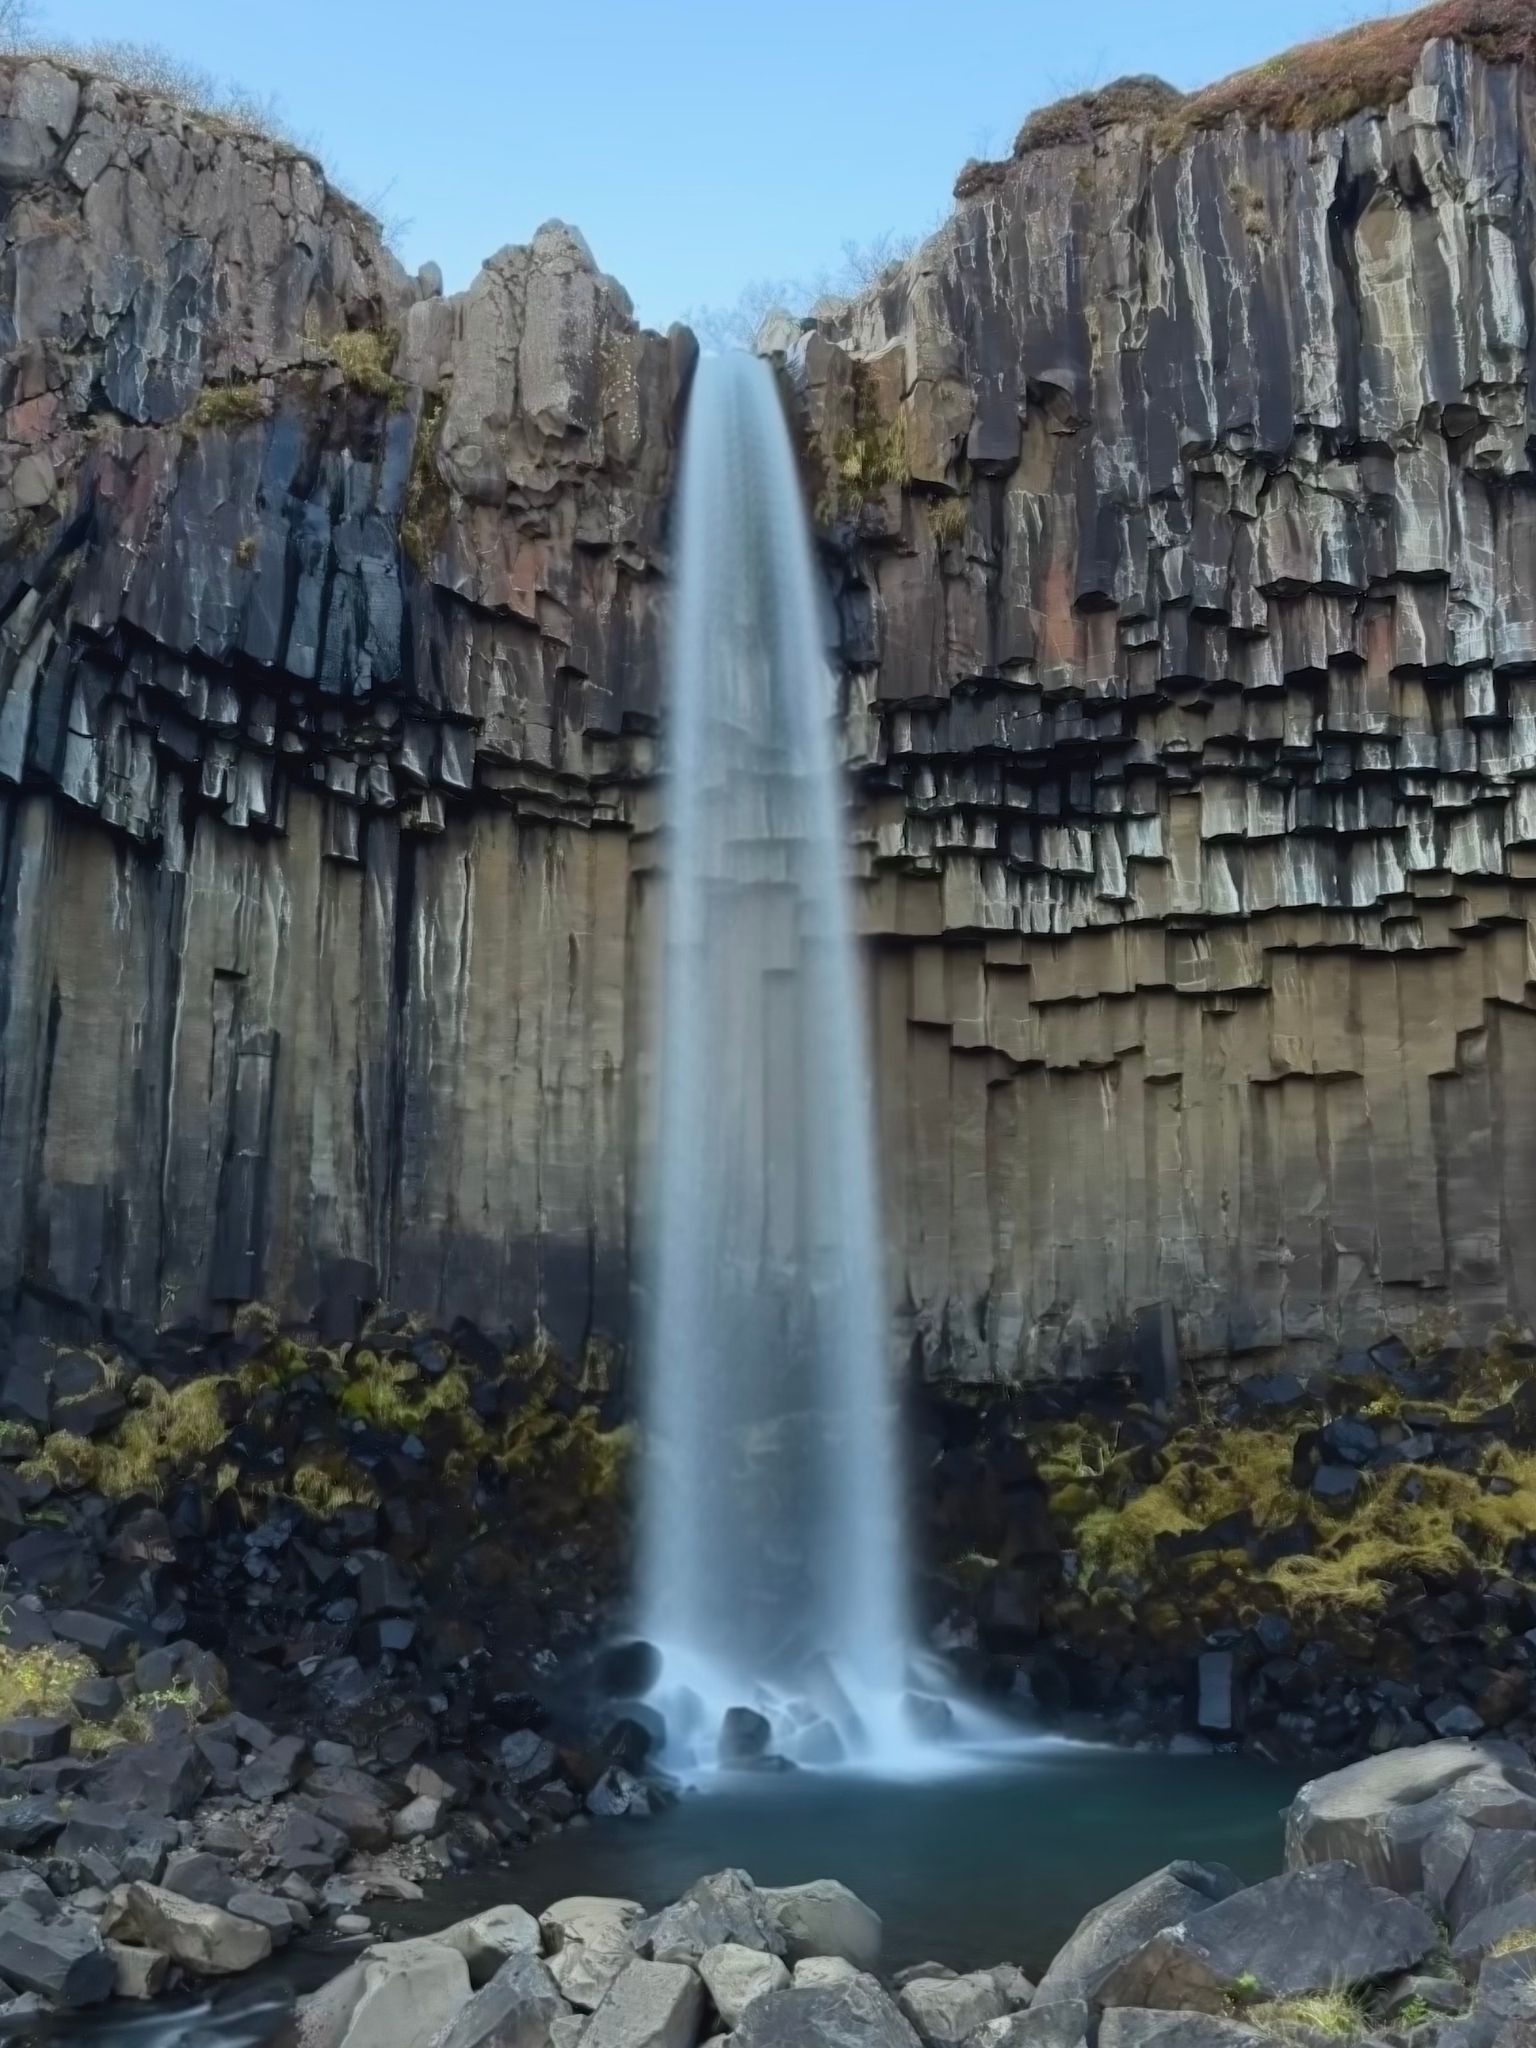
637,351,936,1775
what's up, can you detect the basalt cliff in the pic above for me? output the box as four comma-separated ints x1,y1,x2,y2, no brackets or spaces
8,13,1536,1384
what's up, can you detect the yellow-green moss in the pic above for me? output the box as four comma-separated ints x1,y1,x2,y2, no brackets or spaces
1071,1427,1297,1585
817,363,909,523
20,1376,230,1500
929,495,968,545
1248,1992,1367,2040
0,1641,95,1720
192,381,267,430
335,1351,485,1442
329,326,403,403
285,1453,381,1518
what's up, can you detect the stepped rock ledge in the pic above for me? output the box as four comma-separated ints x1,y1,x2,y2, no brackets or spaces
6,11,1536,1381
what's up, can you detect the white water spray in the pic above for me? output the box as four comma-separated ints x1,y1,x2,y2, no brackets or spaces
637,352,937,1774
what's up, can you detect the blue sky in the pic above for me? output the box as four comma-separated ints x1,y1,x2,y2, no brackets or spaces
51,0,1408,333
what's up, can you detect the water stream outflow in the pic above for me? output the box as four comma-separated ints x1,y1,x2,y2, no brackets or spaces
637,351,933,1775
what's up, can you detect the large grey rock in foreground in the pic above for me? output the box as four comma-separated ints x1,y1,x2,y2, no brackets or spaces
433,1952,568,2048
0,1899,113,2006
542,1896,645,2011
1431,1820,1536,1932
1098,2016,1269,2048
1099,1862,1437,2011
897,1969,1011,2045
296,1937,473,2048
973,2001,1092,2048
101,1881,273,1976
732,1975,921,2048
699,1943,791,2026
637,1872,782,1965
1449,1892,1536,1973
431,1903,544,1987
1285,1742,1536,1892
583,1959,704,2048
1033,1863,1241,2008
759,1881,881,1971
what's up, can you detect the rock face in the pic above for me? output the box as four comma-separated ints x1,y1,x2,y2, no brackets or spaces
794,23,1536,1376
0,53,683,1355
12,22,1536,1376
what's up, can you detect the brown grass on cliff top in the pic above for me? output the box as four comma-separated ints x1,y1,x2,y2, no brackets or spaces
966,0,1536,193
1173,0,1536,137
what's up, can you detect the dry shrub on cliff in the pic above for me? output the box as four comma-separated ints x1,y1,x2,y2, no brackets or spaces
964,0,1536,202
328,326,403,404
1014,74,1186,155
1175,0,1536,137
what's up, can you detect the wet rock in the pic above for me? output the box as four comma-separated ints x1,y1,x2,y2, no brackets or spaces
759,1881,881,1971
273,1807,347,1878
91,1736,211,1817
732,1975,921,2048
356,1553,416,1619
588,1766,650,1818
719,1709,772,1767
163,1850,239,1908
432,1902,543,1987
1034,1864,1241,2007
700,1942,792,2026
0,1796,64,1851
226,1890,295,1945
317,1790,395,1853
392,1793,444,1841
1448,1892,1536,1972
1285,1743,1536,1892
238,1734,306,1801
582,1959,705,2048
542,1895,646,2010
103,1881,274,1975
1099,1862,1437,2009
297,1935,473,2048
57,1800,177,1881
0,1717,69,1765
436,1951,570,2048
1196,1656,1234,1736
52,1608,137,1674
972,2001,1092,2048
598,1642,663,1698
637,1870,783,1965
1097,2018,1266,2048
0,1900,113,2006
71,1676,123,1724
1426,1699,1485,1740
106,1939,170,2000
499,1730,559,1790
1436,1825,1536,1932
897,1970,1011,2044
794,1959,860,1989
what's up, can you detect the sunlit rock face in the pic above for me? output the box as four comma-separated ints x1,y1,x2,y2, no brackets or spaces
7,27,1536,1379
0,55,688,1349
791,30,1536,1379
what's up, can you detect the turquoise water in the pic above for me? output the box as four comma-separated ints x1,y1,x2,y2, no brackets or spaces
387,1744,1306,1973
42,1748,1306,2045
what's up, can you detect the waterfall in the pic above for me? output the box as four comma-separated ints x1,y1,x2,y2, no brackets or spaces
637,351,930,1773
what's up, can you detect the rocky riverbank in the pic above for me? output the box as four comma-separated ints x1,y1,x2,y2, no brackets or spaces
0,1311,678,2016
129,1735,1536,2048
925,1328,1536,1766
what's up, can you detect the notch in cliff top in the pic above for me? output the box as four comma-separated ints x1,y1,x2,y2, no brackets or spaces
954,0,1536,196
